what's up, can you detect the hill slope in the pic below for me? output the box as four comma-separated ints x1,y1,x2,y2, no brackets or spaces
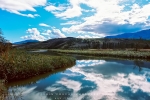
106,29,150,39
16,37,150,49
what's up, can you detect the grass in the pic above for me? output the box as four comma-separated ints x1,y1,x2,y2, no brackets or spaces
0,80,6,100
49,49,150,59
0,49,76,82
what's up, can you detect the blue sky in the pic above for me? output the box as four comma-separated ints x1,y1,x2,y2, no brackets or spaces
0,0,150,42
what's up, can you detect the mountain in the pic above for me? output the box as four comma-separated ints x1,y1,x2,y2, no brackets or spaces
13,40,40,45
106,29,150,39
15,37,150,49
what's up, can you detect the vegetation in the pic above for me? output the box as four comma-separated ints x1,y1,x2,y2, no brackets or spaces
49,49,150,59
16,37,150,50
0,49,75,100
0,29,76,100
0,49,76,82
0,80,6,100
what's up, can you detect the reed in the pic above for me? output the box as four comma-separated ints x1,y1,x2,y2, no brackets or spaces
0,49,76,82
0,80,6,100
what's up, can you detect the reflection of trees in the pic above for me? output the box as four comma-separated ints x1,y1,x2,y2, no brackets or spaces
133,60,144,72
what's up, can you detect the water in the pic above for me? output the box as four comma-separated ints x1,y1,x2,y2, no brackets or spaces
29,49,48,53
7,58,150,100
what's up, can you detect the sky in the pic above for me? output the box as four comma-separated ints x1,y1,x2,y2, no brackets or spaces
0,0,150,42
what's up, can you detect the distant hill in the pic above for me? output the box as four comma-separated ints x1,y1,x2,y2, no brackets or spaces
15,37,150,49
106,29,150,39
13,40,40,45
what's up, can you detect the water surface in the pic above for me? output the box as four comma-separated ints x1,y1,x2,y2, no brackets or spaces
7,58,150,100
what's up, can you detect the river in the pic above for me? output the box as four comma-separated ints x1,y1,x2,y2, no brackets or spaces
6,54,150,100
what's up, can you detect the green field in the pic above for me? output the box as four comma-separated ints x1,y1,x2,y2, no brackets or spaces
49,49,150,59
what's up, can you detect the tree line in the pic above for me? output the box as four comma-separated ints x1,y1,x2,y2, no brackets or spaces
74,38,150,50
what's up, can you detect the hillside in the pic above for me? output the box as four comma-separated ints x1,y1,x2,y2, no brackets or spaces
16,37,150,49
106,29,150,39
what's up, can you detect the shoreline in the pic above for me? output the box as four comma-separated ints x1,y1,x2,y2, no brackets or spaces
49,49,150,60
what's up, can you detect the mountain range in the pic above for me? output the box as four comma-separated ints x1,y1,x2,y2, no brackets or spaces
106,29,150,39
13,29,150,49
13,40,40,45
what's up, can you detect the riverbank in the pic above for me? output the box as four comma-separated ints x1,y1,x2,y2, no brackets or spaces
0,80,6,100
49,49,150,59
0,49,76,82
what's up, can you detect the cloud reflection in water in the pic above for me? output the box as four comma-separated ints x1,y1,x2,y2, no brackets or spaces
8,59,150,100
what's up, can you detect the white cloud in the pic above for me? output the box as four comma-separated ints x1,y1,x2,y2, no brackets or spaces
68,60,150,100
53,6,82,19
77,35,102,38
45,0,82,19
81,32,105,38
12,12,40,18
39,23,50,27
57,78,84,100
46,86,64,92
27,28,40,35
41,30,51,36
21,27,66,41
57,0,150,36
61,21,81,25
44,4,66,11
0,0,46,17
51,28,66,38
76,60,106,67
21,28,46,41
57,78,81,91
81,9,95,12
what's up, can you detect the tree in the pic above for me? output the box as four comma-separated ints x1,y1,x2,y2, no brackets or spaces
0,28,3,42
0,28,6,43
0,28,12,54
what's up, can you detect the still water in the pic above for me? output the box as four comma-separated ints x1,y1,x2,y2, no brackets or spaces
7,58,150,100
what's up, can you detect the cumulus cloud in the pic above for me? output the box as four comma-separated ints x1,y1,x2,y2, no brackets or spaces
41,30,51,36
44,0,82,19
21,28,46,41
61,21,81,25
77,35,100,38
44,4,66,12
21,27,66,41
51,28,66,38
0,0,47,18
52,0,150,36
39,23,50,27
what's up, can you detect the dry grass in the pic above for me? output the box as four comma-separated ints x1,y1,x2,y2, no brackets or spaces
0,80,6,100
0,49,76,82
49,49,150,59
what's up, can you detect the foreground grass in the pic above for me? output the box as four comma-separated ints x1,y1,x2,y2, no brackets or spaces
49,49,150,59
0,49,76,82
0,80,6,100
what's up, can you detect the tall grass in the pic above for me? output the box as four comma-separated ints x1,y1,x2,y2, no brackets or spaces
0,49,76,82
49,49,150,59
0,80,6,100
